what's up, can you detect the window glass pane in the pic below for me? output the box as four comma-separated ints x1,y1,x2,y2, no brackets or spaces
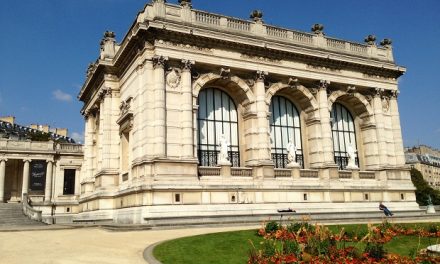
331,103,358,169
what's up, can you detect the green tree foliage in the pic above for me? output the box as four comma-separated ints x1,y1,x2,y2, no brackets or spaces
410,168,440,205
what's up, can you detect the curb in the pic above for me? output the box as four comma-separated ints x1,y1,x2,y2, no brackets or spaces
143,241,166,264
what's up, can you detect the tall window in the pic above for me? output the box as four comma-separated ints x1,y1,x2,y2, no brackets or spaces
197,88,240,167
331,103,359,170
63,169,76,195
270,96,303,168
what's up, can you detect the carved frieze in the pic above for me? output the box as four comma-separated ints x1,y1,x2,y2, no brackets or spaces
241,53,280,64
155,39,212,54
307,64,341,73
363,73,395,81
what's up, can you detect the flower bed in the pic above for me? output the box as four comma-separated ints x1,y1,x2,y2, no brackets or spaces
248,220,440,264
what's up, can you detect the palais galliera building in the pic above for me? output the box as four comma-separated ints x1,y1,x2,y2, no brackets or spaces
1,0,420,224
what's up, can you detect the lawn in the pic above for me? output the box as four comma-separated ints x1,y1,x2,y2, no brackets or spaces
153,223,440,264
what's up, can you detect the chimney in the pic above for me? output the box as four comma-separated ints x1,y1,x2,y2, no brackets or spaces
55,128,68,137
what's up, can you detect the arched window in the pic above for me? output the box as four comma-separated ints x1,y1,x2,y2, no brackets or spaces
331,103,359,169
270,96,303,168
197,88,240,167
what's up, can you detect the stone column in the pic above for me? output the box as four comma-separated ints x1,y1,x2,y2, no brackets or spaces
181,59,195,158
372,89,387,168
317,81,336,165
153,56,168,157
142,59,155,158
85,113,95,180
0,158,7,202
22,159,30,198
389,91,405,166
44,160,53,202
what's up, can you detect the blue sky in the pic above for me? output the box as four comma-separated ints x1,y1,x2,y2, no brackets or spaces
0,0,439,148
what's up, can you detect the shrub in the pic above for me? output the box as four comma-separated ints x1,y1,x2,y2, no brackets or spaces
364,242,387,260
264,221,280,233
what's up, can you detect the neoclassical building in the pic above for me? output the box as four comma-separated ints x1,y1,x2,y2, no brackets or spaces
77,0,418,224
0,118,82,223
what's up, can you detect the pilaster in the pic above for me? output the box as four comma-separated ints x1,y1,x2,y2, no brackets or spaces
317,80,336,166
181,59,195,158
389,91,405,166
372,89,388,168
153,56,168,158
142,59,155,158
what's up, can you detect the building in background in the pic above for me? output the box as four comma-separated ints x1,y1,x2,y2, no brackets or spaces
406,145,440,189
0,117,83,223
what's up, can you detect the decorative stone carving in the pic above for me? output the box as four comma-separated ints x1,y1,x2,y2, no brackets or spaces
100,31,116,60
152,55,168,69
255,71,268,82
220,67,231,79
288,77,299,88
364,35,377,45
346,86,356,94
250,10,263,23
380,38,392,48
166,69,181,89
375,88,384,97
390,90,399,99
306,64,341,73
119,97,132,116
181,59,194,71
382,96,390,113
311,24,324,35
178,0,191,8
241,54,280,64
86,63,96,78
363,73,395,81
155,40,213,54
319,80,330,90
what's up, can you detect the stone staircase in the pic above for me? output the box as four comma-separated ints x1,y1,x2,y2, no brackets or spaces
0,203,45,226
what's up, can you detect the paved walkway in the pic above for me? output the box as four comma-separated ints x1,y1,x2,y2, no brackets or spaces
0,225,258,264
1,217,439,264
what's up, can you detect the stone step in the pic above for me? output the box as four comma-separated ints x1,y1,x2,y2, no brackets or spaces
0,203,45,227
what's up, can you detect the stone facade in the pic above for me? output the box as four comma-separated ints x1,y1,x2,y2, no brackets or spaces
77,1,418,224
406,145,440,189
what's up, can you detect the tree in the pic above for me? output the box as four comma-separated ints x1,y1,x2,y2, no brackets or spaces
410,168,440,205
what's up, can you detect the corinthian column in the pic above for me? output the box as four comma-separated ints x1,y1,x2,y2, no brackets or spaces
44,160,53,202
153,56,168,157
181,59,195,158
22,159,31,198
0,158,7,202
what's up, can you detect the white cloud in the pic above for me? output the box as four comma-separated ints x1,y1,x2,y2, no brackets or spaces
71,132,84,144
53,89,72,102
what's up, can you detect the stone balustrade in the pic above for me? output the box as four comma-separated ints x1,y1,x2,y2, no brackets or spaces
198,166,220,177
0,139,83,153
339,170,353,179
300,169,319,178
231,167,253,177
146,3,393,62
274,168,291,178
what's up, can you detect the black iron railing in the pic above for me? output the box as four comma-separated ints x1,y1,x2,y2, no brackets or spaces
198,150,240,167
272,153,304,169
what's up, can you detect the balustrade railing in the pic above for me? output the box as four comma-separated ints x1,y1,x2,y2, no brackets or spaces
274,168,291,178
292,31,314,44
195,11,221,26
231,167,253,177
339,171,352,179
22,193,43,222
326,38,346,50
227,18,251,31
300,169,319,178
198,166,221,177
266,26,288,39
359,171,376,179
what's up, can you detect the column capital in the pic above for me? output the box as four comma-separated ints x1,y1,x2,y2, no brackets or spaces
255,70,268,82
390,90,399,99
318,79,330,90
0,157,7,163
374,88,384,97
46,159,54,164
153,55,168,69
181,59,195,71
23,158,32,163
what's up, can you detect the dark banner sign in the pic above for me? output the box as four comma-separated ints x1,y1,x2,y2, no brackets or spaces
30,160,46,191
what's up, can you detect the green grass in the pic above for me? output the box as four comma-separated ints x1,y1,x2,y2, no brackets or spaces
153,223,440,264
153,229,263,264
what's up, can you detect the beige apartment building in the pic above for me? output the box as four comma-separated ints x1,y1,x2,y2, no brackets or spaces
406,145,440,189
73,0,418,224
